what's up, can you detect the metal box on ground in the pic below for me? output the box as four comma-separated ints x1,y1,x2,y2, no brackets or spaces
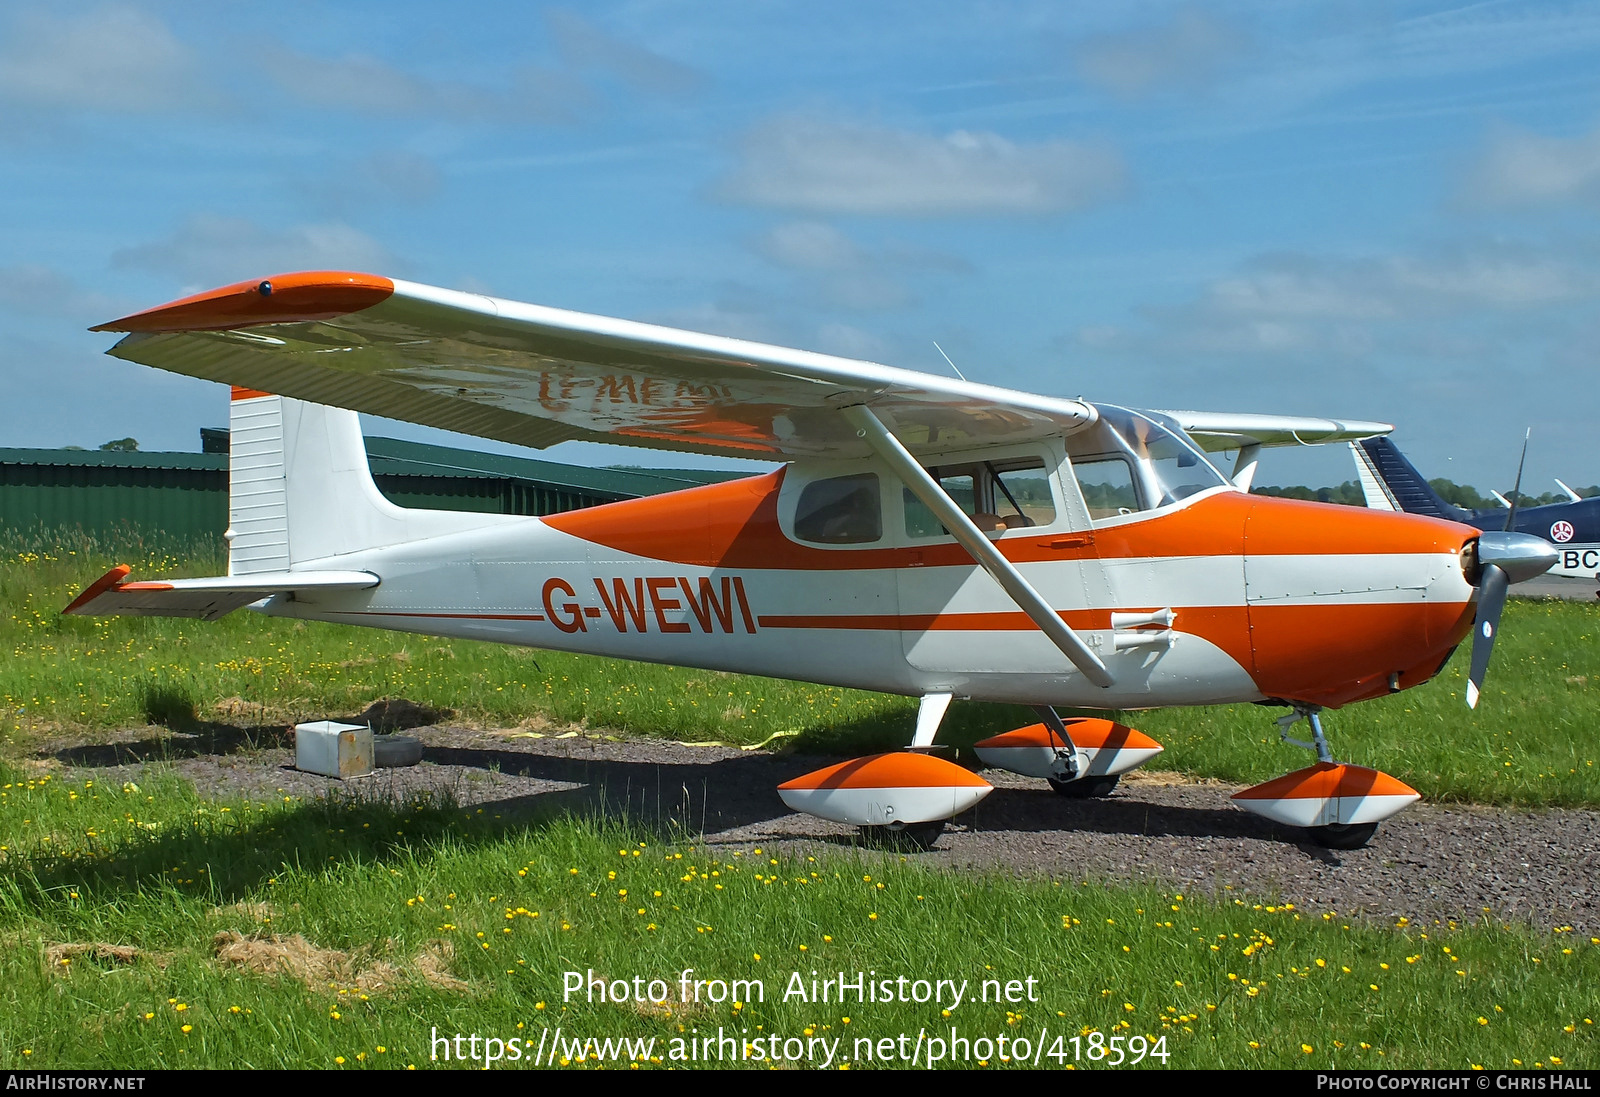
294,721,374,779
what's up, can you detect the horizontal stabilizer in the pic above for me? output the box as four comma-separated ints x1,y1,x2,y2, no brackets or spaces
63,566,379,621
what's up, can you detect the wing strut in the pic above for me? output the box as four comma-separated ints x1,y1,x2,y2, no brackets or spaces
840,404,1114,688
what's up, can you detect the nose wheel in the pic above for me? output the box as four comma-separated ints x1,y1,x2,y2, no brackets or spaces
1310,821,1378,849
1048,773,1120,798
1231,705,1420,848
858,819,947,850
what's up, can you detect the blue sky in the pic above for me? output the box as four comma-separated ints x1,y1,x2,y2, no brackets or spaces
3,1,1599,489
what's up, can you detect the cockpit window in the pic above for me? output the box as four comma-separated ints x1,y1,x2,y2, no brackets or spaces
794,473,882,544
1075,456,1140,519
1067,405,1226,519
904,457,1056,537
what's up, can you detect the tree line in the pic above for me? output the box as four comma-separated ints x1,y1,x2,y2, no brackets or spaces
1252,479,1599,509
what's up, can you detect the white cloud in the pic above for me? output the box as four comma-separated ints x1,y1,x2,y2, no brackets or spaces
1090,241,1600,360
111,215,401,287
758,221,863,271
545,8,703,96
1462,121,1600,209
1074,8,1250,98
256,44,588,123
754,221,971,311
1201,246,1596,323
720,116,1128,217
0,265,122,320
295,150,444,214
0,5,208,113
814,322,890,361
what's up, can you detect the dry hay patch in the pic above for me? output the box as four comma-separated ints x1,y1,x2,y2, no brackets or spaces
45,941,167,973
213,931,469,994
210,900,274,922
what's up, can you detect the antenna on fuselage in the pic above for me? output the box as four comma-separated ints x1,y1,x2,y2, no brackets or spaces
932,341,967,382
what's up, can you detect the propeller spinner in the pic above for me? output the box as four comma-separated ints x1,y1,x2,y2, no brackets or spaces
1464,530,1559,708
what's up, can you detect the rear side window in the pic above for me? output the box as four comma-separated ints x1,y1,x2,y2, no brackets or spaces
794,473,882,544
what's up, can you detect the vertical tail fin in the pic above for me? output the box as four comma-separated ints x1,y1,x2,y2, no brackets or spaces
226,387,516,575
1351,437,1469,521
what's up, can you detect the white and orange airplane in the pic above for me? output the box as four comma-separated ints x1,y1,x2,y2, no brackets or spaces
65,271,1559,849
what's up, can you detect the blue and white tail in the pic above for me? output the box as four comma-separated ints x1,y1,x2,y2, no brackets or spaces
1349,437,1469,522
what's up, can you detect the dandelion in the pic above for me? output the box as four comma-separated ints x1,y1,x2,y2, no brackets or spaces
1302,1044,1313,1054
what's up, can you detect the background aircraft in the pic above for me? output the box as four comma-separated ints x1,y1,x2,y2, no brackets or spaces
1352,436,1598,585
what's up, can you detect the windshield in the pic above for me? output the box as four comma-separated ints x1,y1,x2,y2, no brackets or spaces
1072,404,1228,514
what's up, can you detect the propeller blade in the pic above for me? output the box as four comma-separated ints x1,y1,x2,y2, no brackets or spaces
1464,532,1558,708
1503,428,1530,533
1466,562,1509,709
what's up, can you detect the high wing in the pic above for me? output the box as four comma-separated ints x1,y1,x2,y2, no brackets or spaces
95,271,1098,461
1154,409,1392,453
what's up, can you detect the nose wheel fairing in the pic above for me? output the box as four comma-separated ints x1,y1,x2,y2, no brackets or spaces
777,752,992,827
972,718,1163,781
1232,761,1420,829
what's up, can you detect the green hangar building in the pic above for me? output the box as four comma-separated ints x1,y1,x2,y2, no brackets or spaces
0,434,742,543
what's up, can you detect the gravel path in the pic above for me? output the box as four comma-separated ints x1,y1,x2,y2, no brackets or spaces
46,723,1600,934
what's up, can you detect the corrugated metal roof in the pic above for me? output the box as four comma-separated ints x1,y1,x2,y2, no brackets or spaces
361,437,744,496
0,438,752,497
0,448,226,471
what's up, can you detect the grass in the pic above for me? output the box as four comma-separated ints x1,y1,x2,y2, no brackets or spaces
0,764,1593,1070
4,528,1598,808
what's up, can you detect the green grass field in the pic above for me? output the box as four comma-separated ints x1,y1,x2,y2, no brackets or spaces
0,765,1593,1070
2,529,1597,1070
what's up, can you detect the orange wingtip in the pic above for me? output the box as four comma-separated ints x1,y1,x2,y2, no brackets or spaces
63,564,132,614
231,386,272,401
1232,762,1417,802
777,752,990,791
975,719,1161,752
91,271,394,333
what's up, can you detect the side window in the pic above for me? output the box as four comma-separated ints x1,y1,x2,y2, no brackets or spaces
1074,456,1140,520
904,468,977,537
992,461,1055,528
904,457,1056,537
794,473,882,544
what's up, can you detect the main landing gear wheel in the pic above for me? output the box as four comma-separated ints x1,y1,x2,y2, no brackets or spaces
1048,774,1120,798
858,820,946,850
1309,822,1378,850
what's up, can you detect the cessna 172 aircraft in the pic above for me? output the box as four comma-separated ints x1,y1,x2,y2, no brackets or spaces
65,272,1559,849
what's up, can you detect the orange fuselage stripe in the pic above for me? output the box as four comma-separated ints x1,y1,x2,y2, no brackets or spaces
543,473,1476,570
